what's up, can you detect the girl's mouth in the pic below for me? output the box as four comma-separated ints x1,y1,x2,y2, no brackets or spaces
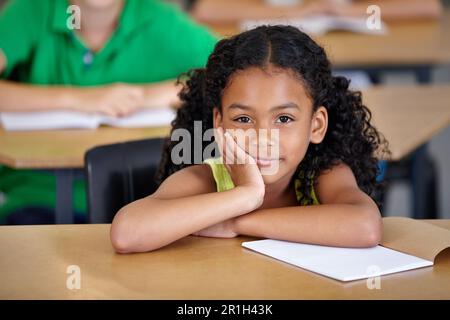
255,157,281,167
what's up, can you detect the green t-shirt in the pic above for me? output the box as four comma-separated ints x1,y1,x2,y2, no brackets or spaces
0,0,218,222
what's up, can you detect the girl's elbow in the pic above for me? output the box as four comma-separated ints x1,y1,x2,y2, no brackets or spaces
110,207,151,253
110,207,164,254
110,209,134,253
360,211,383,247
362,226,382,247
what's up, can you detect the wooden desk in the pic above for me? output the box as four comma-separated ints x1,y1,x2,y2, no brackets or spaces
0,126,170,169
209,7,450,68
363,84,450,219
364,84,450,160
0,219,449,299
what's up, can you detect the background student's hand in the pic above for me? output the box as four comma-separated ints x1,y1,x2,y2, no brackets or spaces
191,218,238,238
216,127,265,208
70,83,146,117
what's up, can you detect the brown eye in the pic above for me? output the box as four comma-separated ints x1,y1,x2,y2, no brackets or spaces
276,115,293,123
235,116,252,123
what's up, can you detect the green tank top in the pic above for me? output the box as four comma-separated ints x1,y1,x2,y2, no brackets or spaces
203,157,320,205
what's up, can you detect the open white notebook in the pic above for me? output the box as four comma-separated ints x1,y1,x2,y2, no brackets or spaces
242,217,450,282
240,15,388,36
0,108,176,131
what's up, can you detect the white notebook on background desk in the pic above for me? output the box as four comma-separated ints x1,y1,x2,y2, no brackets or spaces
240,14,388,36
0,108,176,131
242,217,450,282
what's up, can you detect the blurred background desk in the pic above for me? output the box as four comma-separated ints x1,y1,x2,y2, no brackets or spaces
210,6,450,82
0,126,170,224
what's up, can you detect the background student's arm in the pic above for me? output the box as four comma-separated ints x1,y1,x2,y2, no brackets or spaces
231,163,382,248
0,51,181,116
140,79,183,110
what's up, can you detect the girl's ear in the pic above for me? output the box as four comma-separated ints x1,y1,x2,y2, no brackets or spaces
213,107,222,128
310,106,328,144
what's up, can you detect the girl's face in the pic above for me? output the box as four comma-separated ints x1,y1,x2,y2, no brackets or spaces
213,65,328,186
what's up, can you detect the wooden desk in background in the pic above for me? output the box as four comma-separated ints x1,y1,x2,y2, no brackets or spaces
209,6,450,73
0,126,170,169
0,126,170,224
1,85,450,222
364,84,450,161
0,219,449,299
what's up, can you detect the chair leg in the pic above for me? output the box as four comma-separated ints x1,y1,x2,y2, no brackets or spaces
55,169,75,224
411,145,438,219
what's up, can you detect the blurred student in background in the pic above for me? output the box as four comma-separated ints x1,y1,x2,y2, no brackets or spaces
192,0,443,25
0,0,217,224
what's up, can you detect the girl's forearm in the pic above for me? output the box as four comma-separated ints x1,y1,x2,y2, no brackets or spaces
0,80,76,112
111,186,260,253
234,204,382,248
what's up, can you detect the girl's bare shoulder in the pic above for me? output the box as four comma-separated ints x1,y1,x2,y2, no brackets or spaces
315,162,360,203
151,164,217,199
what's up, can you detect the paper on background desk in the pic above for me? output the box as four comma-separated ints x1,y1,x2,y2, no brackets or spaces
242,217,450,282
0,108,176,131
240,15,388,36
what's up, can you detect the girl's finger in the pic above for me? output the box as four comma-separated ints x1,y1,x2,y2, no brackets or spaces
223,131,239,165
225,131,256,165
215,127,228,162
216,127,234,165
214,127,223,152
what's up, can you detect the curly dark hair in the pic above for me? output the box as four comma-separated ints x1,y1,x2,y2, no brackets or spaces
156,25,389,205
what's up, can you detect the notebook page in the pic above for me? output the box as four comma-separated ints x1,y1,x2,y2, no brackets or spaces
0,111,99,131
100,108,175,128
242,239,433,282
240,15,387,36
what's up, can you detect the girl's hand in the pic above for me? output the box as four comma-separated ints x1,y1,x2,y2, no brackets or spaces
192,218,238,238
216,127,265,208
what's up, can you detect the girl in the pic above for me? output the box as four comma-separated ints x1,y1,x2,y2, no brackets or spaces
110,25,388,253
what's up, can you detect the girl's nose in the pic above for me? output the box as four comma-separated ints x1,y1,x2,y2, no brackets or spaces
249,129,280,156
252,128,279,147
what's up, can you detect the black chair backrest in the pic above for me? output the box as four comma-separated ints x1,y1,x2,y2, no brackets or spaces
85,138,165,223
